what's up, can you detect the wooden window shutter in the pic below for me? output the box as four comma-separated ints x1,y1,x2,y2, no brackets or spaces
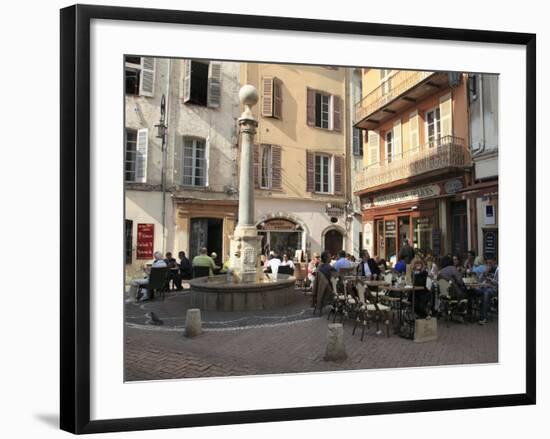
271,145,282,189
183,59,191,103
367,130,380,166
139,57,155,97
306,150,314,192
253,144,260,188
135,128,148,183
273,78,283,119
439,92,453,138
207,62,222,108
334,155,343,194
173,137,182,185
353,128,363,156
306,88,316,126
393,119,402,158
262,77,274,117
332,95,342,131
409,110,420,151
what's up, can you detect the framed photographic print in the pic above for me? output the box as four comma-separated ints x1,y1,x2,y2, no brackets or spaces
60,4,536,434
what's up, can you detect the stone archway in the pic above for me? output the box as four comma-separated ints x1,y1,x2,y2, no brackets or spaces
256,212,310,260
321,225,346,257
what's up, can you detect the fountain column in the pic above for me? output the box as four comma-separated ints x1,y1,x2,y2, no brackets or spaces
230,85,262,283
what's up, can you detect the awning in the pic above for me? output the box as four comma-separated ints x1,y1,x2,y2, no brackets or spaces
455,180,498,199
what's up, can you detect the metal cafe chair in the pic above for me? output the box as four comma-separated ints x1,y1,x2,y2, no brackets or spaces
437,278,468,327
277,265,295,276
193,266,211,278
352,281,392,340
136,266,169,302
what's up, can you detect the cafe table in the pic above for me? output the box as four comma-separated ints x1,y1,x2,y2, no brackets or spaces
384,285,425,326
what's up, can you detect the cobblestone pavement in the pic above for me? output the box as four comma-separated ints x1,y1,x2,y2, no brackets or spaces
124,289,498,381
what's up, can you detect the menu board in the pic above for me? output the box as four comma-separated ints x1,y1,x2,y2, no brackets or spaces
483,229,498,260
136,223,154,259
385,221,396,237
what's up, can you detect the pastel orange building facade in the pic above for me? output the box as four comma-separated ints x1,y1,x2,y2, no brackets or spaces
354,69,472,262
241,63,352,259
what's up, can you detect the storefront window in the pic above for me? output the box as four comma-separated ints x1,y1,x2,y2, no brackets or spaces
413,217,433,254
257,219,303,258
385,220,397,262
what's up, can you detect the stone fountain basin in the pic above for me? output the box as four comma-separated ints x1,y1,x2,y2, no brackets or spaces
188,274,297,311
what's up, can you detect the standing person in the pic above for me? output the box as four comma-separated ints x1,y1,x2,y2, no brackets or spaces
192,247,217,276
357,249,381,278
334,250,352,272
398,239,415,264
307,252,320,287
129,251,167,302
178,250,192,281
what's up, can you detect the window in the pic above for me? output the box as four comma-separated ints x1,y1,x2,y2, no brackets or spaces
380,69,392,95
353,128,363,156
125,128,148,183
262,77,283,118
307,89,341,131
183,60,222,108
260,144,272,189
125,130,137,182
315,93,330,129
425,107,441,147
385,130,393,163
125,220,133,264
124,56,155,97
182,138,207,186
315,154,331,193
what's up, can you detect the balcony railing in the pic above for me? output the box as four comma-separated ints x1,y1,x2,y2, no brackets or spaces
355,70,435,123
354,136,469,192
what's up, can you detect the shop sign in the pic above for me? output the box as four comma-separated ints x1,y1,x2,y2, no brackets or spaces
325,203,345,217
444,178,464,194
260,219,297,231
483,229,498,260
372,184,441,207
136,223,154,259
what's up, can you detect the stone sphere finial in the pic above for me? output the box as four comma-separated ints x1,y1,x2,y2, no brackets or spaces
239,85,258,107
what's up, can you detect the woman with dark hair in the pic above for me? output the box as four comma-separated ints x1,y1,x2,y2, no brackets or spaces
318,251,336,281
411,257,431,318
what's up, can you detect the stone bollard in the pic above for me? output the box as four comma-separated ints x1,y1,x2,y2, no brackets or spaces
185,308,202,338
324,323,347,361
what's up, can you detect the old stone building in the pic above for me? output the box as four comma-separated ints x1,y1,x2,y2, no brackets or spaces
125,57,241,275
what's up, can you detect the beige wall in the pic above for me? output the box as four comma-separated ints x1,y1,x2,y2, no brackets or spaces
242,63,348,203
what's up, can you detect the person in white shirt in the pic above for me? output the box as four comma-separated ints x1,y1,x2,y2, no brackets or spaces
265,254,281,275
280,253,295,270
129,251,167,302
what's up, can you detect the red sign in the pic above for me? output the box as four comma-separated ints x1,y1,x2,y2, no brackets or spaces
136,223,154,259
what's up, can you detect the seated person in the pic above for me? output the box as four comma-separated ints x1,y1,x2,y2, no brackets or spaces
164,252,179,290
375,255,388,272
264,253,281,274
357,249,381,278
280,253,295,270
129,251,167,301
472,255,487,280
474,259,498,325
334,250,352,272
318,251,336,281
178,250,193,280
394,258,407,275
438,255,466,297
410,258,431,318
192,247,217,276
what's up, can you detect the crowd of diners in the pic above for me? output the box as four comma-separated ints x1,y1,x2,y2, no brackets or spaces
304,240,498,326
128,240,498,325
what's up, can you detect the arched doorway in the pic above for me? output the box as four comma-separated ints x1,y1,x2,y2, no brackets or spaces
324,228,344,256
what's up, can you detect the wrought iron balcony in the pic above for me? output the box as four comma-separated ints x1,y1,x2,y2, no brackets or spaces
354,70,451,130
354,136,470,193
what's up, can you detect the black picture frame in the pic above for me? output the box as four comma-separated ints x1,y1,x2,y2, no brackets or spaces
60,4,536,434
